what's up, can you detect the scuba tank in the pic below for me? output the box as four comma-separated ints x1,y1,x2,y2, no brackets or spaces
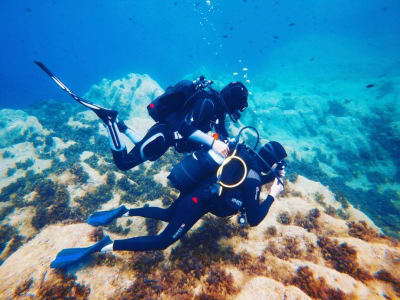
168,126,257,193
168,147,224,193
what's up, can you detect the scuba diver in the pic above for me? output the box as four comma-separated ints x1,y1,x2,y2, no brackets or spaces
50,131,288,268
35,62,249,168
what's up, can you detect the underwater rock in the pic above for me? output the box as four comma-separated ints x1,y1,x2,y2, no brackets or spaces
0,109,48,148
84,73,163,120
236,277,311,299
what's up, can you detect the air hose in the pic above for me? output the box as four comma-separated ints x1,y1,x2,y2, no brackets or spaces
216,126,260,195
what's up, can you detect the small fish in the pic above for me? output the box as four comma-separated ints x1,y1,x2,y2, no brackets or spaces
366,84,375,88
242,67,248,71
273,35,279,39
289,22,295,26
233,72,239,76
223,35,228,38
229,26,234,31
25,8,32,12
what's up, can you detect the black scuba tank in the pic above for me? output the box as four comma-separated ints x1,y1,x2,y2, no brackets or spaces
168,148,224,192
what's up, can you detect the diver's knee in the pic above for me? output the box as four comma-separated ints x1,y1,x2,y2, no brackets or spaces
157,240,174,250
140,133,167,161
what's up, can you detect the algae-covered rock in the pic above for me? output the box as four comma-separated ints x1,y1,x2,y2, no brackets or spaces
84,73,164,120
0,109,48,147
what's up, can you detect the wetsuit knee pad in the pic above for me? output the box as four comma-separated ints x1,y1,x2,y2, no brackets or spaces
139,123,173,161
140,133,167,161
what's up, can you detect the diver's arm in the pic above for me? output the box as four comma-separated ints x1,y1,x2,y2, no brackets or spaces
178,98,229,156
215,116,229,141
260,172,275,185
177,98,214,141
243,170,275,226
187,130,214,147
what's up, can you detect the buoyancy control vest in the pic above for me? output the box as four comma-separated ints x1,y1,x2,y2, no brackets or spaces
147,76,214,123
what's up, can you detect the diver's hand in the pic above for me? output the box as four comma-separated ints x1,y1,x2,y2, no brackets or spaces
278,168,286,177
269,178,284,198
212,140,229,158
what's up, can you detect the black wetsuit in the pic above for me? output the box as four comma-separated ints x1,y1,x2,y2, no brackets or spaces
113,170,275,251
112,89,229,171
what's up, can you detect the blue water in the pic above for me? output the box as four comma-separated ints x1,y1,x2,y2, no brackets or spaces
1,0,399,108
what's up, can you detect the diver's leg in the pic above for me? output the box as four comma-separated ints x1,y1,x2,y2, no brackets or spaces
105,191,208,252
116,119,143,144
136,123,173,161
127,195,183,222
111,123,172,171
105,122,126,151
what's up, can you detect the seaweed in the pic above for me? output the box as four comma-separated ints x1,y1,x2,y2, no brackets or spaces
265,225,277,237
106,171,116,187
129,251,165,274
162,195,174,206
63,143,83,165
2,150,14,159
89,227,104,242
120,192,139,205
146,217,161,236
374,270,400,295
294,208,320,232
0,224,18,253
36,270,90,300
5,234,24,255
280,237,303,260
97,163,110,175
291,266,347,300
118,170,168,202
50,157,68,175
0,205,14,221
107,220,130,235
317,237,373,282
325,205,338,217
0,173,38,202
277,211,292,225
264,236,306,261
347,221,378,241
314,192,326,207
12,278,34,298
170,216,245,279
70,163,89,184
116,275,164,299
337,209,350,220
6,168,16,177
31,184,71,230
74,184,113,216
198,265,238,299
84,154,99,169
